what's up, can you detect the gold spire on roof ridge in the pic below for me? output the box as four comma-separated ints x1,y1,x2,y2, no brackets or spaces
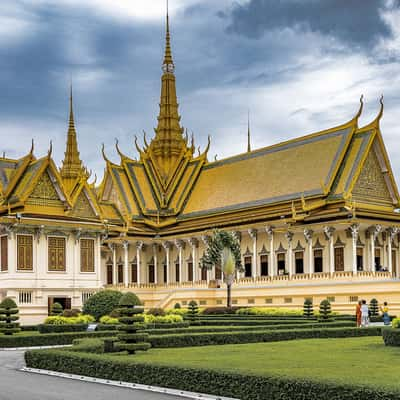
61,85,85,189
147,1,188,182
163,0,173,69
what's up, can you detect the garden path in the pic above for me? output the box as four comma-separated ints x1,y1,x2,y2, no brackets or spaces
0,350,190,400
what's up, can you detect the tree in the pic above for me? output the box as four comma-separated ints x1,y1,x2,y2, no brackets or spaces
369,298,379,317
82,290,139,321
319,299,332,322
200,230,243,308
0,298,20,335
303,298,313,319
187,300,199,322
51,302,63,316
117,293,150,355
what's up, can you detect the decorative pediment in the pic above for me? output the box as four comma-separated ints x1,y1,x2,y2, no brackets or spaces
334,236,346,247
313,238,325,249
275,242,287,253
293,240,305,252
27,170,65,208
243,246,253,256
258,244,269,255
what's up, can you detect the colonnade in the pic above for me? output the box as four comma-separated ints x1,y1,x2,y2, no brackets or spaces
104,223,400,287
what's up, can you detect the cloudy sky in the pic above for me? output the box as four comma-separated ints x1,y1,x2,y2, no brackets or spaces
1,0,400,182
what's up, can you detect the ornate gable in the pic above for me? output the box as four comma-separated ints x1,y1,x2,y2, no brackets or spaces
70,190,97,219
26,170,64,207
353,148,393,205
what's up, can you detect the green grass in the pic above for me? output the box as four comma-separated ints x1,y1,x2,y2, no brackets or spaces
120,337,400,390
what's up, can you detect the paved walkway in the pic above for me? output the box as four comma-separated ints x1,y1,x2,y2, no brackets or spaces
0,350,190,400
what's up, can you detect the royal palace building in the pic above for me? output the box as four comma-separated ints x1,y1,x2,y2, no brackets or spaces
2,14,400,324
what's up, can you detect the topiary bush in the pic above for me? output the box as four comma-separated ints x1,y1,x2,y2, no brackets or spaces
147,308,166,316
174,303,181,309
0,298,21,335
51,302,63,316
117,293,151,354
62,309,81,318
369,298,379,317
303,299,313,319
187,300,199,322
82,290,131,321
319,300,332,322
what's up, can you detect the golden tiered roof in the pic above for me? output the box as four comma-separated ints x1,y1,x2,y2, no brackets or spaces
97,13,400,235
1,10,399,235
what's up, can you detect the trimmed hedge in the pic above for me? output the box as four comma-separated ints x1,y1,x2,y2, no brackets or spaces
148,327,382,348
382,328,400,346
96,322,190,331
25,349,400,400
0,331,116,348
194,314,315,320
143,321,355,336
38,324,88,334
197,319,321,326
21,325,38,332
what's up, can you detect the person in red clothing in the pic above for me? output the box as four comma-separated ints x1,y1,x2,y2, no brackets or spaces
356,300,362,327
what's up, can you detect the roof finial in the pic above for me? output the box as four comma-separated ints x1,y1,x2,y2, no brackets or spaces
163,0,174,70
247,109,251,153
69,84,75,133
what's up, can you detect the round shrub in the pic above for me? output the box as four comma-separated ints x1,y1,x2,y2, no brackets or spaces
174,303,181,309
82,290,125,321
62,308,81,318
369,298,379,317
99,315,119,325
0,297,20,335
147,308,166,316
51,302,63,316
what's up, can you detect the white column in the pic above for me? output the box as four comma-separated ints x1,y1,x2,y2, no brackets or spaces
304,229,313,274
162,242,171,284
153,244,158,284
266,226,274,277
136,241,143,284
387,227,398,275
285,231,293,276
350,224,359,275
111,244,117,285
370,230,375,272
324,226,335,274
189,238,198,281
370,225,381,272
248,229,258,278
175,240,184,282
123,241,129,287
96,234,102,286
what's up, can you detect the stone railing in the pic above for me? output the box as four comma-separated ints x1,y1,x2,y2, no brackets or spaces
104,270,393,291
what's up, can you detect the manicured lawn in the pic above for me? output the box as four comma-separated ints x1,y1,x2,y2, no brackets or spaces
126,336,400,390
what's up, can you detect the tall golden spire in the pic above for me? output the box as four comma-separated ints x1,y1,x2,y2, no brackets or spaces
148,1,187,182
60,85,85,190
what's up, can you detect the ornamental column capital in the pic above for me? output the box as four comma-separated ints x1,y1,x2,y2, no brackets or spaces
285,231,294,243
349,223,360,240
387,226,399,241
136,241,144,251
324,226,335,239
303,228,313,243
266,226,274,236
175,239,185,249
248,228,257,240
122,241,129,251
188,237,199,247
162,241,172,251
201,235,211,246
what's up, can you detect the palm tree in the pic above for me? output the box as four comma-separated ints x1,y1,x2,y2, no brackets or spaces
200,230,242,308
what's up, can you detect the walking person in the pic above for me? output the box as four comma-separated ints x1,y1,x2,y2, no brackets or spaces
381,302,391,325
356,300,362,328
360,300,369,327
